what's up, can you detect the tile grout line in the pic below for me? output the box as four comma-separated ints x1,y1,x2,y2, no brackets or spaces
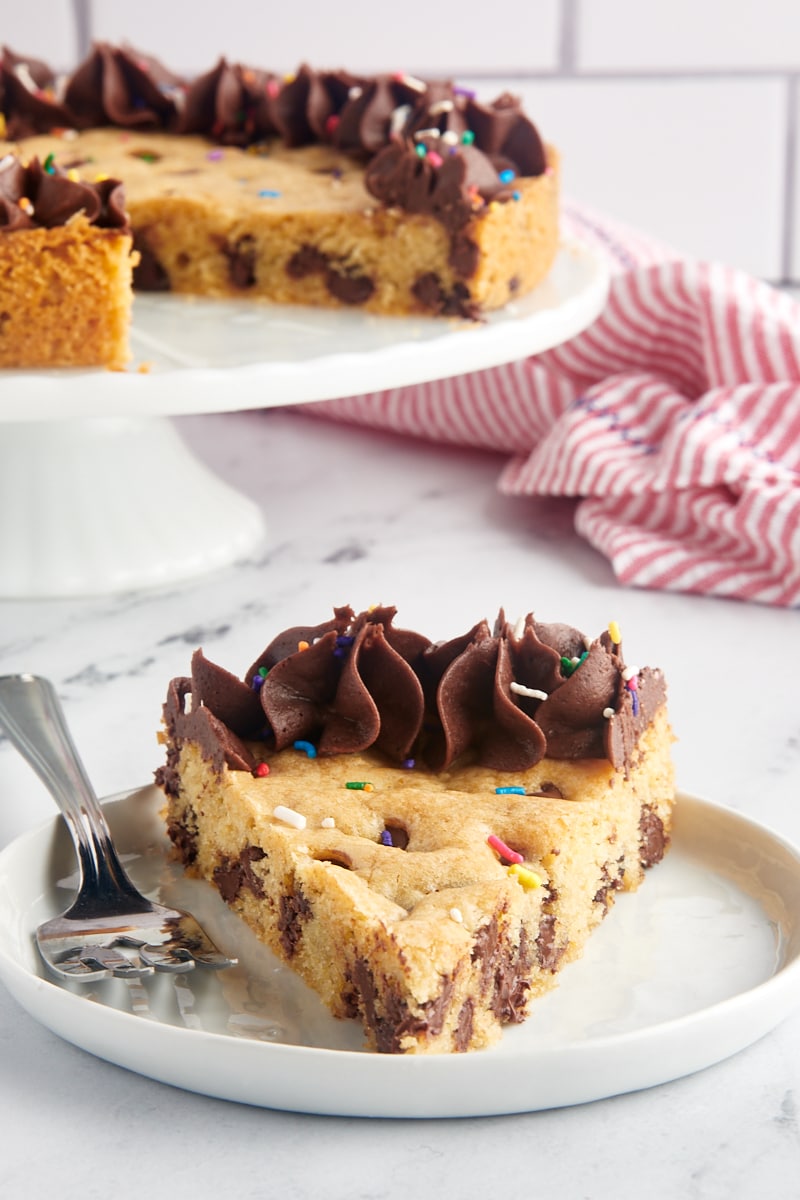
71,0,92,59
781,75,799,283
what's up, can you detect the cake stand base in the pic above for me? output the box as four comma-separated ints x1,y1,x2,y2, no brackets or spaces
0,417,266,598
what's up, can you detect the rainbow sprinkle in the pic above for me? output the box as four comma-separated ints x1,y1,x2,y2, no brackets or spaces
345,781,374,791
495,786,526,796
273,804,306,830
293,740,317,758
487,834,524,865
608,620,622,645
508,864,542,891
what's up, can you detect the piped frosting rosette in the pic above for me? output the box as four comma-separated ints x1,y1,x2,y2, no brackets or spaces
160,606,666,778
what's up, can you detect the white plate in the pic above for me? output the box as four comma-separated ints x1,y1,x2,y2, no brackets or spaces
1,787,799,1118
0,240,608,421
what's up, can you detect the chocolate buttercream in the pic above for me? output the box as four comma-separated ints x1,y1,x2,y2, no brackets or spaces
64,42,180,130
162,606,667,777
0,46,71,137
177,56,276,145
0,153,128,232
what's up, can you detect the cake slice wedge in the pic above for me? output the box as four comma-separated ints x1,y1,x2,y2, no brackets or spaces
156,606,675,1054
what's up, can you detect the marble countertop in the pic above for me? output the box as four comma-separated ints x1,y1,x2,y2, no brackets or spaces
1,406,798,1199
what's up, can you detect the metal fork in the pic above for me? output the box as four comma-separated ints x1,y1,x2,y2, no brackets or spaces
0,674,235,982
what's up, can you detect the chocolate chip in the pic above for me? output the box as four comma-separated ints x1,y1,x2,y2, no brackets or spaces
411,272,478,319
132,232,170,291
535,913,565,972
640,806,667,868
325,269,375,305
454,997,475,1052
286,244,330,279
278,886,312,957
213,845,267,903
224,234,257,288
448,232,480,279
166,806,199,865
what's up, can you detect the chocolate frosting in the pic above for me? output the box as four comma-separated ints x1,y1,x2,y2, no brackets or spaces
161,607,667,776
1,44,550,231
63,42,180,130
177,57,277,145
0,153,129,232
0,46,71,137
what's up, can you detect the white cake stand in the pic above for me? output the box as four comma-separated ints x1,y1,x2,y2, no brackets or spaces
0,240,608,597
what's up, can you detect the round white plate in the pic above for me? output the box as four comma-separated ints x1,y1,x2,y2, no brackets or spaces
0,240,608,421
0,787,799,1118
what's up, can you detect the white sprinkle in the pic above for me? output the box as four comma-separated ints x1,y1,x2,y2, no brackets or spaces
321,816,336,829
622,665,639,682
513,615,526,640
510,682,548,701
603,707,615,719
13,62,40,94
390,104,411,136
401,72,427,92
449,907,463,923
441,129,459,146
414,126,441,140
583,635,593,652
273,804,306,830
348,85,363,101
571,656,580,665
428,99,454,115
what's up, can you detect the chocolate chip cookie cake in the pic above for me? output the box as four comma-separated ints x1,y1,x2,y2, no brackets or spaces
0,43,560,368
155,605,675,1055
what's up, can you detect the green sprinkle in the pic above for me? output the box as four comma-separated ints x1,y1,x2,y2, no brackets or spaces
561,651,589,677
345,781,374,791
43,152,56,175
415,143,427,157
461,130,475,145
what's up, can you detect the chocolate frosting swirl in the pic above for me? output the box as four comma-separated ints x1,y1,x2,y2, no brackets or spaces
0,153,129,232
63,42,180,130
0,46,71,137
177,57,277,145
161,607,667,777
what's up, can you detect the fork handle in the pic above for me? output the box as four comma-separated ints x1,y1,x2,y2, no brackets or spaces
0,674,148,914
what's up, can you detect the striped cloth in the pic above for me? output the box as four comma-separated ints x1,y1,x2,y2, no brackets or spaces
309,202,800,608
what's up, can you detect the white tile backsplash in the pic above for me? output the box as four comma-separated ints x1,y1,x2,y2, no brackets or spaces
86,0,562,76
2,3,79,71
468,76,788,277
578,0,800,72
6,0,800,283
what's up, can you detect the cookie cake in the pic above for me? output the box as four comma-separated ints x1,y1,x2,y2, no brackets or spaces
0,42,560,369
155,605,675,1055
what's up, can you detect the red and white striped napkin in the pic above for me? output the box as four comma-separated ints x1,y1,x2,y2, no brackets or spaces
310,202,800,607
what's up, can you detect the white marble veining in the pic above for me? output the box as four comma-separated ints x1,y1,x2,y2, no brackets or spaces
1,406,798,1199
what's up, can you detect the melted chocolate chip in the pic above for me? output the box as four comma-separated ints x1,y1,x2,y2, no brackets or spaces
325,269,375,305
224,234,257,288
350,957,455,1053
448,232,480,279
132,232,171,291
454,997,475,1052
411,272,477,318
286,243,330,279
213,845,267,903
639,806,667,868
278,886,312,956
166,806,199,865
535,913,565,973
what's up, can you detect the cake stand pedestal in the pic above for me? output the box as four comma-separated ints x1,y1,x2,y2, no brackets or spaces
0,240,608,598
0,417,264,597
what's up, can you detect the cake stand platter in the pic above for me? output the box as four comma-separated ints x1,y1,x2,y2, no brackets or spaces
0,239,608,597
